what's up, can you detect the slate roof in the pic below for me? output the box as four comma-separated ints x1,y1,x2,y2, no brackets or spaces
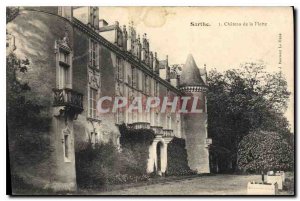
180,54,205,86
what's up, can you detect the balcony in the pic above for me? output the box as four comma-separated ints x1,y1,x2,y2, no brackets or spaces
130,122,151,130
163,129,173,137
53,88,83,113
150,126,163,136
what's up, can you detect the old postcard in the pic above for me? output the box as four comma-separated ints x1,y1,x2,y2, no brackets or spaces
6,6,294,195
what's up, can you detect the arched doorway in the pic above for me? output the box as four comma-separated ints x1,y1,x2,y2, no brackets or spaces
156,141,164,174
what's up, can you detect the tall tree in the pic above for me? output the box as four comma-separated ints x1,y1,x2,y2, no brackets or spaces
207,62,292,172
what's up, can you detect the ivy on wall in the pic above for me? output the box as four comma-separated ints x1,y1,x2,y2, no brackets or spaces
119,124,155,174
167,137,196,176
75,124,156,188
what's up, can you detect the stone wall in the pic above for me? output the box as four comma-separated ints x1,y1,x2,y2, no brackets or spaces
7,8,77,191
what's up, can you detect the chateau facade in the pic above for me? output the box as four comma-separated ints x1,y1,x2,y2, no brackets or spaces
7,7,211,191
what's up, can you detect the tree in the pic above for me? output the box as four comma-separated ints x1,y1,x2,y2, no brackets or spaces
207,62,293,172
237,130,294,173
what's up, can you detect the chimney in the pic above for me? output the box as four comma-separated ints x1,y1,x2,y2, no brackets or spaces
153,52,158,72
166,55,170,81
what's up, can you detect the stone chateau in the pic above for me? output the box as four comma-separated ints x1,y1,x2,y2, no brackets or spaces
7,6,212,191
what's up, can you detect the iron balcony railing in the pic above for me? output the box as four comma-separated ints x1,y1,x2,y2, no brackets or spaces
53,88,83,111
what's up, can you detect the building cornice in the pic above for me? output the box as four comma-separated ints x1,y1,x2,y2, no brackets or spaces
72,18,184,95
16,8,184,95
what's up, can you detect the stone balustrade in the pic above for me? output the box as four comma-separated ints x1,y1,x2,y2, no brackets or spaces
131,122,151,129
163,129,173,137
150,126,163,136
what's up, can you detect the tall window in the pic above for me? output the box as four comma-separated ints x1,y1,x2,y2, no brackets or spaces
90,40,98,68
144,75,148,93
155,81,159,96
64,135,69,159
131,67,135,87
89,87,97,118
58,50,71,89
116,57,123,81
90,132,98,145
167,115,172,129
62,126,71,162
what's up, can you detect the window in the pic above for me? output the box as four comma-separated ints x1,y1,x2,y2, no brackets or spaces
167,115,172,129
62,126,71,162
95,133,98,144
58,50,71,89
59,51,69,64
90,40,98,68
155,112,160,126
144,75,148,93
64,135,69,159
90,132,98,145
89,87,97,118
155,81,159,96
116,57,123,81
131,67,137,88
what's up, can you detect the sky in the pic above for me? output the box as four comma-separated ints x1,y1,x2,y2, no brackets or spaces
99,7,294,132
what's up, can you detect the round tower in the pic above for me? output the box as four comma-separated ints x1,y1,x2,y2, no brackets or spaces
180,54,210,173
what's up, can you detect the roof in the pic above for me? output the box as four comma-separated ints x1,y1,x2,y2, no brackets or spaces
180,54,205,86
199,68,207,76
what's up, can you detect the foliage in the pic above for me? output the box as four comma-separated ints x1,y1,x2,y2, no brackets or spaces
119,124,156,174
75,141,150,188
76,125,156,189
237,130,294,173
207,62,293,172
7,52,52,191
167,137,196,176
119,124,155,145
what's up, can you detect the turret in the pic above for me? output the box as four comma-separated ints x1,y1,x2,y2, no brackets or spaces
180,54,210,173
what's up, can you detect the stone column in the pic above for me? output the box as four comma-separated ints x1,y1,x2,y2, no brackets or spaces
161,137,172,175
160,142,168,174
147,139,159,173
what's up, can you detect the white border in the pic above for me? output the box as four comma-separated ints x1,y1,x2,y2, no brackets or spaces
1,1,298,200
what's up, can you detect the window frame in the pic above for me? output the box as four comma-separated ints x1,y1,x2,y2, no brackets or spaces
88,87,98,119
89,39,99,69
58,48,71,89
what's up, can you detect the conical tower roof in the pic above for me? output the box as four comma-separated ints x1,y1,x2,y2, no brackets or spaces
180,54,205,87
